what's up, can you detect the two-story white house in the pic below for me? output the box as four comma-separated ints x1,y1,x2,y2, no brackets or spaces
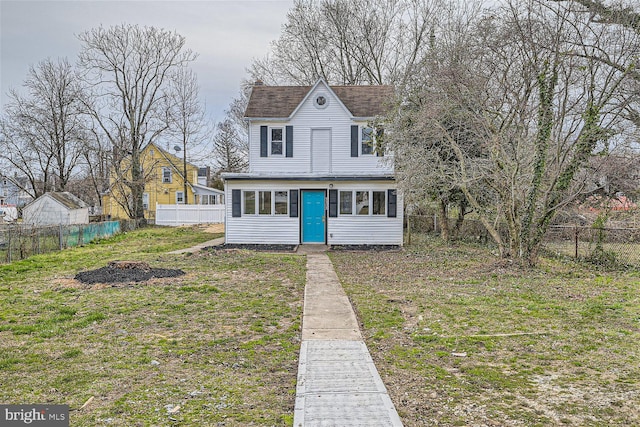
222,78,403,246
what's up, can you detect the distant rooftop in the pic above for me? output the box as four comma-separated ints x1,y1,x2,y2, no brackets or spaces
47,192,87,210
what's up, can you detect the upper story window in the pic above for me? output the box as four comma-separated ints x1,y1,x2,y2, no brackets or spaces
271,128,283,155
351,124,384,158
162,167,172,183
361,127,374,155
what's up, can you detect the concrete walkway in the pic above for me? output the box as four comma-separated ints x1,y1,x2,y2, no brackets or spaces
167,237,225,254
294,246,403,426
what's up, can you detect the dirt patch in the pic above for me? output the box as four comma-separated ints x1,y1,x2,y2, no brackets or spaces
191,223,224,234
75,261,185,284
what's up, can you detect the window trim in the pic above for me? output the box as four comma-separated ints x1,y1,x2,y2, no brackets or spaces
372,190,386,216
176,191,185,204
338,190,388,216
162,167,172,183
243,190,256,215
258,190,272,215
355,190,370,215
361,127,374,156
241,190,289,216
339,190,353,215
270,127,284,156
274,190,289,215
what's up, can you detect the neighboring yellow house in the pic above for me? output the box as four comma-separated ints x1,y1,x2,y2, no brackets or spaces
102,142,221,220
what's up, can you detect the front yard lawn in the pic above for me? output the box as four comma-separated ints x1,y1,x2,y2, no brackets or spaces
330,235,640,426
0,226,306,426
2,226,638,426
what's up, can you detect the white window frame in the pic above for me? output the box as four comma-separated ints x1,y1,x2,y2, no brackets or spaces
162,167,172,183
243,191,256,215
274,190,288,215
176,191,184,204
361,127,374,156
258,190,272,215
142,193,149,210
241,190,288,216
339,190,353,215
270,127,284,156
372,190,386,216
355,190,370,215
344,190,386,216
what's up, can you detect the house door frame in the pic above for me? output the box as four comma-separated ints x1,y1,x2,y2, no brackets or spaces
301,189,326,244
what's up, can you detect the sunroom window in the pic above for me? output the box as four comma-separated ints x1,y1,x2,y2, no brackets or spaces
259,191,272,215
244,191,256,215
275,191,288,215
356,191,369,215
372,191,386,215
339,191,352,215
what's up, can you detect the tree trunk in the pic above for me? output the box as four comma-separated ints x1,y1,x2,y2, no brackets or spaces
439,198,450,241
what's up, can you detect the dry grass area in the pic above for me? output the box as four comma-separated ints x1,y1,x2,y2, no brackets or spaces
330,235,640,427
0,227,305,426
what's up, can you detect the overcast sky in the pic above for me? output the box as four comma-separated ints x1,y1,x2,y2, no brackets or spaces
0,0,293,122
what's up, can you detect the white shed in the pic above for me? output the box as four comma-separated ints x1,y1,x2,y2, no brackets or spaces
22,192,89,225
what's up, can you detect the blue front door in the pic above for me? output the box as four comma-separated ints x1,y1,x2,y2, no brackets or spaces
302,190,326,243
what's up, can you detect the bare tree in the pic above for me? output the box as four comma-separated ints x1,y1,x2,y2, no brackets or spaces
0,57,86,199
212,118,248,175
167,67,207,204
249,0,442,86
209,85,250,185
390,0,637,265
78,24,197,219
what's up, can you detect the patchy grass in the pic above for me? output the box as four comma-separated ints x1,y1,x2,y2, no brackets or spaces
0,226,305,426
330,234,640,427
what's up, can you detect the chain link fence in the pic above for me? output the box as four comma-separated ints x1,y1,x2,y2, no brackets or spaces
406,214,640,268
0,220,142,264
542,225,640,267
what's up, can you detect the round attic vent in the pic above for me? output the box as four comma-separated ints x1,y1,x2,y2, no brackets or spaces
314,94,329,109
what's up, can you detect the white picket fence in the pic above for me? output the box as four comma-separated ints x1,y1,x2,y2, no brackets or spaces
155,204,225,226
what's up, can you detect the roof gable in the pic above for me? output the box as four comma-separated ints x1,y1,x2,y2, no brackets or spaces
244,79,394,119
25,192,87,211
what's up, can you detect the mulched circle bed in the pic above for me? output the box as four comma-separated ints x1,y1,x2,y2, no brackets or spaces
75,261,185,284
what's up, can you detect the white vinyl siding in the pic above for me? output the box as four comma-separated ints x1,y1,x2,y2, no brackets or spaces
225,179,402,245
247,83,393,176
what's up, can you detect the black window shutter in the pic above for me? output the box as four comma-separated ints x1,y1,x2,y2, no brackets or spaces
350,125,359,157
232,189,241,217
286,126,293,158
376,128,385,157
289,190,298,218
260,126,268,157
329,189,338,218
387,189,397,218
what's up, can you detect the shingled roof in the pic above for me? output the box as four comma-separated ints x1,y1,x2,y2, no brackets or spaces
47,192,87,210
244,82,395,119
